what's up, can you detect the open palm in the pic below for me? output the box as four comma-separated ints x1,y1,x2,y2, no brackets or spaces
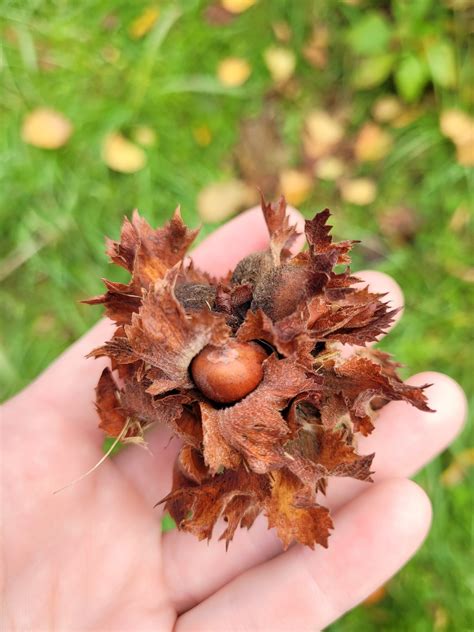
2,207,466,631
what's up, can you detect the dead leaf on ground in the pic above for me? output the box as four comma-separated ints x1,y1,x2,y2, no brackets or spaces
303,25,329,69
221,0,257,13
197,180,256,223
449,206,471,233
205,3,235,25
354,122,393,162
129,6,160,39
279,169,313,206
132,126,157,147
315,156,347,181
264,46,296,84
391,106,424,129
363,585,387,606
440,448,474,487
21,108,73,149
234,108,288,198
440,109,474,165
379,206,421,244
372,95,403,123
303,110,345,159
217,57,251,86
193,125,212,146
339,178,377,205
102,133,147,173
272,21,292,43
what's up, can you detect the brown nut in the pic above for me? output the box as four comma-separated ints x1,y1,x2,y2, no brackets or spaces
191,340,268,404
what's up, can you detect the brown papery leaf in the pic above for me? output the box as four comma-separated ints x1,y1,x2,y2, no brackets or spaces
265,469,333,549
126,269,230,390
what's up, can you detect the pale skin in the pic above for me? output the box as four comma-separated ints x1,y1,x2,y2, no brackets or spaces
1,207,467,631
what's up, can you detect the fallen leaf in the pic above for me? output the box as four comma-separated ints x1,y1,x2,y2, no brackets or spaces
315,156,347,181
197,179,255,223
217,57,251,86
455,142,474,166
192,125,212,146
101,45,121,64
102,133,147,173
440,109,474,144
129,6,160,39
449,206,471,233
221,0,257,12
279,168,313,205
354,122,393,162
440,448,474,487
234,108,288,197
132,125,157,147
303,25,329,69
339,178,377,205
263,46,296,84
391,106,424,128
440,109,474,166
21,108,73,149
272,21,292,43
304,110,345,159
205,3,235,25
372,95,403,122
379,206,421,244
363,585,387,606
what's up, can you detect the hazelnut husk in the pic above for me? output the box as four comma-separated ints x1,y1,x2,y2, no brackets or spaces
86,197,432,550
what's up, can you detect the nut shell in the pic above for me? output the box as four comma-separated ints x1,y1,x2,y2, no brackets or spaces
191,341,268,403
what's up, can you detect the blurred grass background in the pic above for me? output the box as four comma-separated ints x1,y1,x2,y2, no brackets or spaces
1,0,473,629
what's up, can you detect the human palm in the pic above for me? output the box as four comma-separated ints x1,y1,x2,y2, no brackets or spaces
2,207,466,631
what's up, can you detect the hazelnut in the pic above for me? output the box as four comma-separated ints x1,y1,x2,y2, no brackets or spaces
252,263,307,321
191,341,268,404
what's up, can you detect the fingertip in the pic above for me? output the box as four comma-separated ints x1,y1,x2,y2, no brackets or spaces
389,478,433,541
356,270,404,326
407,372,468,442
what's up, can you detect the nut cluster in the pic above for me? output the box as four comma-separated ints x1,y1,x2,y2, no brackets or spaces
87,196,430,549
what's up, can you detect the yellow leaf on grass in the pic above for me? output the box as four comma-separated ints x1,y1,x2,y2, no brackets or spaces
440,109,474,144
221,0,257,13
197,179,255,223
440,109,474,166
354,122,393,162
363,584,387,606
303,25,329,69
339,178,377,205
102,133,147,173
441,448,474,487
315,156,347,181
132,126,157,147
217,57,251,87
129,6,160,39
303,110,344,159
264,46,296,84
21,108,73,149
272,21,292,43
279,169,313,205
372,95,403,123
193,125,212,146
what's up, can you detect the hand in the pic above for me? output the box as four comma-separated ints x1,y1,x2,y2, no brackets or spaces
2,207,466,631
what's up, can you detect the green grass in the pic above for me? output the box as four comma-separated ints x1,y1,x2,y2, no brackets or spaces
1,1,472,629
